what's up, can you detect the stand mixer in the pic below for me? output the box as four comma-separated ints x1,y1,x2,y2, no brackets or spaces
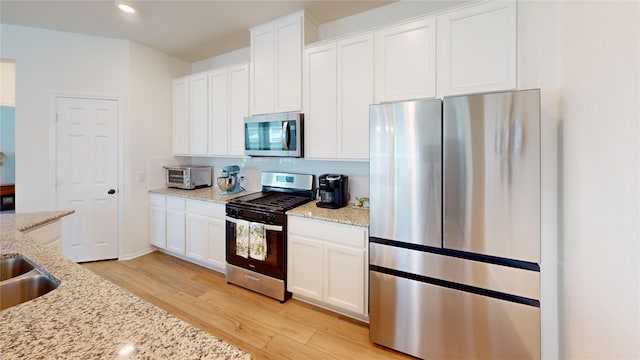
217,165,243,195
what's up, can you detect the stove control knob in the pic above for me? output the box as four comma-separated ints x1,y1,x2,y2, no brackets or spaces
268,214,276,222
237,209,244,216
229,209,237,216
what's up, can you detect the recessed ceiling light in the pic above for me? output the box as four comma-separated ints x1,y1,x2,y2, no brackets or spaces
117,3,136,14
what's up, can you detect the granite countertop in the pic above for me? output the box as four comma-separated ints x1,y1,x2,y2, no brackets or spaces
0,211,250,359
149,187,369,227
149,186,254,204
286,201,369,227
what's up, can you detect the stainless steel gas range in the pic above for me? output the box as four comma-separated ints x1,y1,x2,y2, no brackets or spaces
225,172,315,302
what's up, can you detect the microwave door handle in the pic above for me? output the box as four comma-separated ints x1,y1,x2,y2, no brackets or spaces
282,122,290,150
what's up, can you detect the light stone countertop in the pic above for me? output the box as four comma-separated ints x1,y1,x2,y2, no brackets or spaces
149,186,255,204
0,211,251,360
286,201,369,227
148,187,369,227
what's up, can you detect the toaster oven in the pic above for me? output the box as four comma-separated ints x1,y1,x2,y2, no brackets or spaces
164,165,212,190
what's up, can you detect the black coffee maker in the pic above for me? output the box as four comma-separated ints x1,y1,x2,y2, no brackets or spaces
317,174,349,209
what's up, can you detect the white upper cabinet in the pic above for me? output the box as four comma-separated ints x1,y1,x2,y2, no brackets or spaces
173,63,248,157
303,33,373,160
208,68,229,156
250,22,275,115
227,64,249,156
303,43,337,159
336,34,373,159
437,1,517,96
172,77,190,155
208,63,249,157
189,73,209,155
173,73,208,156
374,17,436,103
250,11,317,115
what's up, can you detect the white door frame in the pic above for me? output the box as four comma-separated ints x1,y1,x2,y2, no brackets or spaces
49,93,124,260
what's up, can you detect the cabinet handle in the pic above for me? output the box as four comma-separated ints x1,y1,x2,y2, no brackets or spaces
108,189,116,195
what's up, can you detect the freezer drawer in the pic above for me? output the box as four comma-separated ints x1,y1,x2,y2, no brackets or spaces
370,271,540,359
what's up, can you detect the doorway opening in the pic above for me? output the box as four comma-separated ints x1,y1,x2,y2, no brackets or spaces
0,59,16,213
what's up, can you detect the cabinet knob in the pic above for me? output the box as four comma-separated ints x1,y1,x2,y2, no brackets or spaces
107,189,116,195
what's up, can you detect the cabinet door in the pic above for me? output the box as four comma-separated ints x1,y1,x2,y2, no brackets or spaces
190,73,208,155
324,243,366,314
337,34,373,159
206,216,226,272
437,1,517,96
186,213,208,262
274,12,303,112
150,205,166,249
303,43,337,159
375,17,436,102
287,234,324,300
166,198,185,255
250,22,275,115
172,77,190,155
208,69,228,156
228,64,249,156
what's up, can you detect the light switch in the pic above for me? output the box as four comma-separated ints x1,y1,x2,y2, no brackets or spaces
136,171,146,183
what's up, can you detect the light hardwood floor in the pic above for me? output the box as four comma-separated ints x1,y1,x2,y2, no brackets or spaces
82,251,413,360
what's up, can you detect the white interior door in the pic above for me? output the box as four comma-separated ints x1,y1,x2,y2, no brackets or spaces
56,97,118,262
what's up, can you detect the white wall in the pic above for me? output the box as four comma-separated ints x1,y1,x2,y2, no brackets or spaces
124,42,190,258
559,1,640,358
317,0,470,40
192,47,250,73
0,24,130,212
0,24,191,259
517,1,561,358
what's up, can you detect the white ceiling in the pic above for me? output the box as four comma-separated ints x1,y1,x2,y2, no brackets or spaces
0,0,395,62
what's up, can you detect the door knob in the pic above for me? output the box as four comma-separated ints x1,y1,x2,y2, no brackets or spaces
108,189,116,195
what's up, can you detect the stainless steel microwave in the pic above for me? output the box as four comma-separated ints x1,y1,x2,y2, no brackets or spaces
244,112,303,157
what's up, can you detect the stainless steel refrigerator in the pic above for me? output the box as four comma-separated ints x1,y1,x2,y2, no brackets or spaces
369,89,541,359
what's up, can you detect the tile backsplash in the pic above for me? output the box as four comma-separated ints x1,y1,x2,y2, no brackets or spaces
180,156,370,201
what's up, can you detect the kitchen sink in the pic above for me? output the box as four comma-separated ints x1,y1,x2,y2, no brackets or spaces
0,256,35,281
0,254,60,310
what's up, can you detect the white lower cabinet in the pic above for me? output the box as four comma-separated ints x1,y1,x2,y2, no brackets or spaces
149,194,167,249
287,216,368,320
23,220,63,254
149,194,226,273
185,199,226,272
166,197,186,255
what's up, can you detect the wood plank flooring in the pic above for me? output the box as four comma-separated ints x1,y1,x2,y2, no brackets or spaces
82,251,413,360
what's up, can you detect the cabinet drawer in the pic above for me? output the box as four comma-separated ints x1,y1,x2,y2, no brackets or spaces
166,197,186,211
288,216,367,248
186,199,224,218
149,194,166,207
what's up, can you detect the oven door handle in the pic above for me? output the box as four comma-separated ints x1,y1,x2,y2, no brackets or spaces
226,216,283,232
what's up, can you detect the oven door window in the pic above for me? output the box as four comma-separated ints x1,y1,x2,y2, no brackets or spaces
226,220,285,279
